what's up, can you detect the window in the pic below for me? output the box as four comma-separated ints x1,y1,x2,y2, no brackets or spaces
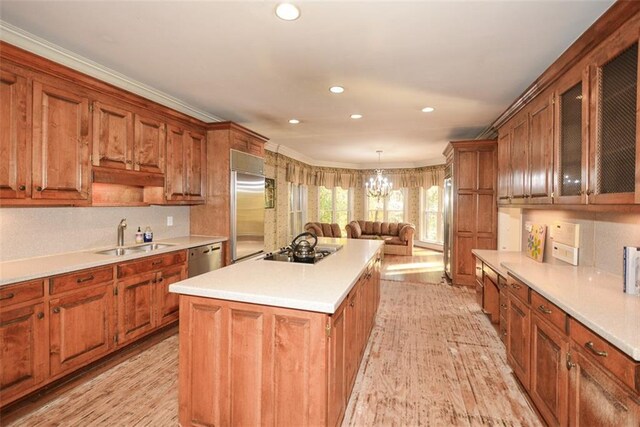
421,185,443,243
366,189,407,222
318,186,352,232
288,183,307,240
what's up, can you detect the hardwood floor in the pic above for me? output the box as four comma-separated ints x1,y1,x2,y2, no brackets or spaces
4,249,541,426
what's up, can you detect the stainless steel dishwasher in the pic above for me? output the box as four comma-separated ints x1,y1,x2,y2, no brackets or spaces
188,243,223,277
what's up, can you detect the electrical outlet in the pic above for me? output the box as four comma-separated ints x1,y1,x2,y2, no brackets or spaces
552,241,579,265
167,216,173,226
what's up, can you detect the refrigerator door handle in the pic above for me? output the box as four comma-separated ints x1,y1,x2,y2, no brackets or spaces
230,171,238,262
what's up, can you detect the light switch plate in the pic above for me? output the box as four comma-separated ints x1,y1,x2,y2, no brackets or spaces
551,221,580,247
167,216,174,226
552,241,579,265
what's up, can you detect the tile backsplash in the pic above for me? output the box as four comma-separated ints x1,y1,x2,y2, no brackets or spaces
520,209,640,276
0,206,190,262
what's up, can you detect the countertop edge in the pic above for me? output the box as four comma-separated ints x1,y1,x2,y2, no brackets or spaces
0,236,228,287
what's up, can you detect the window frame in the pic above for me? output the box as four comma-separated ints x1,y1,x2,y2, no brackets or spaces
364,188,408,223
318,186,354,230
288,182,308,241
420,185,444,244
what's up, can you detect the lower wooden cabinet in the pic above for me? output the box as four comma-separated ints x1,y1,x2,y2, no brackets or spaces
530,312,569,426
49,284,115,377
177,252,381,427
506,291,531,389
1,250,187,408
568,348,640,426
0,301,47,405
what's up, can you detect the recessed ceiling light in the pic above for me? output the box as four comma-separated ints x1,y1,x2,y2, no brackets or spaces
421,107,435,113
275,3,300,21
288,119,300,124
350,114,363,119
330,86,344,94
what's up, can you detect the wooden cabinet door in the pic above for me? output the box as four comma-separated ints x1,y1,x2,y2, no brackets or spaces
117,272,156,344
344,288,359,393
156,265,185,326
0,302,47,405
186,130,206,199
134,114,165,174
32,81,91,202
166,124,186,200
568,348,640,426
530,314,569,427
328,302,347,427
92,101,133,171
507,293,531,390
510,115,529,202
528,94,554,203
0,67,29,200
49,284,114,376
497,131,511,204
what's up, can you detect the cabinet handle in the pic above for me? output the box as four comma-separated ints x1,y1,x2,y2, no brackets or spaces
585,341,608,357
586,189,593,196
500,303,507,309
135,161,140,165
36,186,43,191
511,283,521,290
53,307,60,314
566,352,576,370
152,260,163,266
18,185,26,191
502,331,507,337
126,160,132,164
350,301,355,308
37,312,44,319
158,277,164,282
76,275,94,284
0,292,15,301
537,305,552,315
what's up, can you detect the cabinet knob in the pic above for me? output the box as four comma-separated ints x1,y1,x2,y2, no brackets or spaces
158,277,164,282
126,160,132,164
586,189,593,196
36,186,43,192
566,352,576,370
135,161,140,165
53,307,60,314
18,185,26,191
37,312,44,319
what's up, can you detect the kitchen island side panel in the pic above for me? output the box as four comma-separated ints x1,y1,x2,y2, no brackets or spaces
178,294,329,427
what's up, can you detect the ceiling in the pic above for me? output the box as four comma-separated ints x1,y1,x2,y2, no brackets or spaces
0,1,614,168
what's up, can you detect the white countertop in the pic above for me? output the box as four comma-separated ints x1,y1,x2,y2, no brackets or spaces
170,238,384,314
0,235,227,286
473,250,640,361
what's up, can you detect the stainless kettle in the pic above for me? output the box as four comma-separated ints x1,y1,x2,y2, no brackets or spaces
291,232,318,263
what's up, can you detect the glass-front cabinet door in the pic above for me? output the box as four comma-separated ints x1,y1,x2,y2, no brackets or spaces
588,36,639,204
554,68,589,204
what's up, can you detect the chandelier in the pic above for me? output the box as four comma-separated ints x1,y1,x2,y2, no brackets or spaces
366,150,392,200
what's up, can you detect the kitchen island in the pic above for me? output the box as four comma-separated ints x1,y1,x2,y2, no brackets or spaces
170,238,384,427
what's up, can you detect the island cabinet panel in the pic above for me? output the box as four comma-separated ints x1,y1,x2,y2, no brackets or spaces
49,284,114,377
0,302,47,406
327,301,347,427
178,296,329,427
32,80,91,203
0,66,29,200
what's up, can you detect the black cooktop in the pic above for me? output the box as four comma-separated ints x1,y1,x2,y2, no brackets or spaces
263,247,333,264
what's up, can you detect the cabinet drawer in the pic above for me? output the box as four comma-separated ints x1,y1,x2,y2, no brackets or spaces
475,258,483,284
498,275,507,291
50,266,114,295
117,250,187,278
507,275,529,305
531,291,567,334
570,319,640,393
0,280,44,308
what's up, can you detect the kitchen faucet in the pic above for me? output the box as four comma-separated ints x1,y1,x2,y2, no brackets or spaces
117,218,127,247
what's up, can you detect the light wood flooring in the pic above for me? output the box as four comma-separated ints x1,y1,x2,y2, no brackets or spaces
4,249,542,426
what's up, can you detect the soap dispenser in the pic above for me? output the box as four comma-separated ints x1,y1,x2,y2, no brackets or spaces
144,226,153,243
135,227,144,244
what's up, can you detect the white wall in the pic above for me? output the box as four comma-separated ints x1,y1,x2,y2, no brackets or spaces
0,206,190,262
514,209,640,276
498,207,522,251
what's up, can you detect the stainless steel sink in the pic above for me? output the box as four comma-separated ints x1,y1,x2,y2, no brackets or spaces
135,243,175,252
94,247,146,256
93,243,175,256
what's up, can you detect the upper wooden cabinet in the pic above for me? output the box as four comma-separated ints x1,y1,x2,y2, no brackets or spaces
0,66,29,200
166,124,206,203
495,5,640,208
92,101,134,171
134,114,165,174
32,80,92,203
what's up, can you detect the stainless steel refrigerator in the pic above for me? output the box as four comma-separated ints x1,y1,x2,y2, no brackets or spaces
230,150,265,262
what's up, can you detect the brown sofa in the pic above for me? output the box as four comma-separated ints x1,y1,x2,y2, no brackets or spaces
304,222,343,238
345,221,415,255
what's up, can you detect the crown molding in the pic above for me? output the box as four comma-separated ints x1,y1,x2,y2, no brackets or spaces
0,20,223,123
265,142,445,170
